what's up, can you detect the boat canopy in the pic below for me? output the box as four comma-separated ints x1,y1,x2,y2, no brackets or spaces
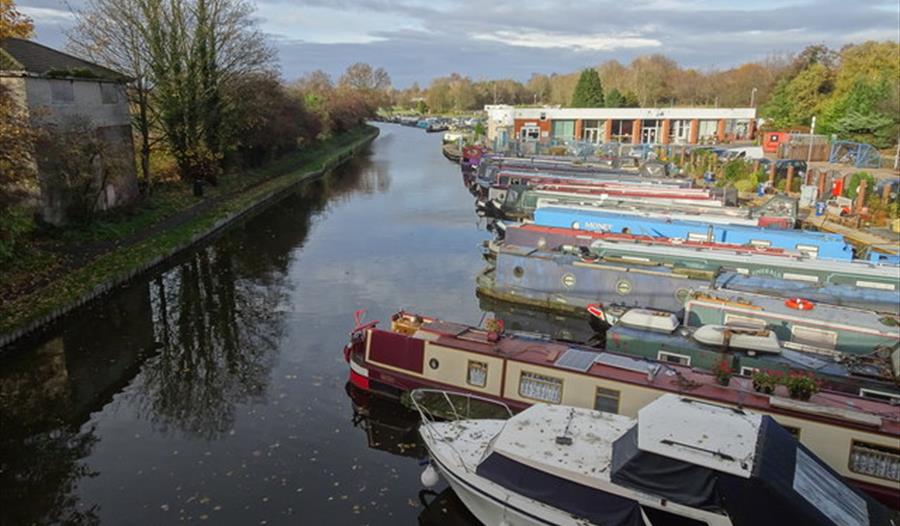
611,396,892,526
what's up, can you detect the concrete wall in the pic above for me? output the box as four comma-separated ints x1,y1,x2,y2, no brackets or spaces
14,76,138,225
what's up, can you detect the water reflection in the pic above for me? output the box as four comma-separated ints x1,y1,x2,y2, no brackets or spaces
0,153,389,525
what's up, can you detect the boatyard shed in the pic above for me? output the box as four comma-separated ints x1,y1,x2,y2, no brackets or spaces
0,38,138,225
485,104,757,146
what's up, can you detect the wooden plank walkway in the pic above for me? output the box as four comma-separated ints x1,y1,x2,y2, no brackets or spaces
802,216,900,255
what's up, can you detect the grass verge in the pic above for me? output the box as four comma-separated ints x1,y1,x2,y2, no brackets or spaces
0,125,378,344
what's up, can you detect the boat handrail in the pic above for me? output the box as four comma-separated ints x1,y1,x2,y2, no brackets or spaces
409,388,514,424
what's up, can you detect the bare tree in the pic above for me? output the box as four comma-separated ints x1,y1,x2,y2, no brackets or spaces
68,0,157,193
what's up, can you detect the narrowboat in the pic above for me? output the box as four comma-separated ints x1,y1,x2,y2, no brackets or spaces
534,206,854,261
476,244,711,315
683,290,900,357
593,306,900,398
414,392,895,525
344,311,900,507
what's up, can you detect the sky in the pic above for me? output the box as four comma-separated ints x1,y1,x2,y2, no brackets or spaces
17,0,900,87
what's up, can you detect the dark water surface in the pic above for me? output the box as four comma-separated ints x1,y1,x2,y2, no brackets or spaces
0,124,498,525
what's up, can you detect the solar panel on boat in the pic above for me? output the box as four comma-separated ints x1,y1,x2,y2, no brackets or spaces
594,353,656,374
555,348,598,372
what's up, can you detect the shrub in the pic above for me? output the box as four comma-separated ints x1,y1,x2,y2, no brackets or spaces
845,171,875,199
784,371,821,400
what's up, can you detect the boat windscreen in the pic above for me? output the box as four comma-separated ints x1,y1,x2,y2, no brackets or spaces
793,448,868,526
476,452,643,526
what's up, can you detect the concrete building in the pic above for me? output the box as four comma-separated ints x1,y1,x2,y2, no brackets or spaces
485,105,757,147
0,38,138,225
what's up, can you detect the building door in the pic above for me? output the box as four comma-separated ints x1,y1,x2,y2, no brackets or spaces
520,126,540,142
641,127,657,144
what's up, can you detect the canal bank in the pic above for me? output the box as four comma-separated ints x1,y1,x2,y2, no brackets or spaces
0,123,491,525
0,125,379,350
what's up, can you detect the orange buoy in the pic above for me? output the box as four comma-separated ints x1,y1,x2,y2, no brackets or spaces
785,298,814,311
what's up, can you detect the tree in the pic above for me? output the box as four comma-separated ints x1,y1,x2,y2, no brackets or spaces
68,0,157,192
140,0,275,181
0,0,33,38
604,88,623,107
570,68,604,107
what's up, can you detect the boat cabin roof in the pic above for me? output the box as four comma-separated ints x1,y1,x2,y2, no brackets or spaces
637,396,761,477
489,404,633,484
395,312,900,436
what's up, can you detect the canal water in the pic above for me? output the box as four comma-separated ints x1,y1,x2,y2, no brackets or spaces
0,123,515,525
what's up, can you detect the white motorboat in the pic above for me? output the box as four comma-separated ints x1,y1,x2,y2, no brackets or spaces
413,391,892,526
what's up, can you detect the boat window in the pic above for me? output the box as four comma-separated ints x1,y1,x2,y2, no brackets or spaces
513,266,524,278
849,441,900,482
739,366,757,377
467,361,488,388
687,232,707,242
518,371,562,403
657,351,691,366
781,425,801,439
795,448,869,526
724,314,766,329
858,388,900,403
782,272,818,283
790,326,837,350
594,387,620,414
855,280,895,291
795,244,819,258
749,239,771,248
641,506,708,526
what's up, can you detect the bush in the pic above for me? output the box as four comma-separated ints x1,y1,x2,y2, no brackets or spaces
845,171,875,199
0,206,33,263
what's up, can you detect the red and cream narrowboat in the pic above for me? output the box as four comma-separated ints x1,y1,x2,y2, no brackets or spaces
344,311,900,508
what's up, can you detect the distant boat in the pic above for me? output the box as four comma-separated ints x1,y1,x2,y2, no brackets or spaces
414,391,895,526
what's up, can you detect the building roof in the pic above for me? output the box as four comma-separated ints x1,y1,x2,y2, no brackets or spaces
0,38,127,81
485,104,757,121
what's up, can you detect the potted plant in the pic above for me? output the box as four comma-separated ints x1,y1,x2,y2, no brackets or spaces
712,356,733,386
751,370,780,394
484,318,504,342
784,371,820,401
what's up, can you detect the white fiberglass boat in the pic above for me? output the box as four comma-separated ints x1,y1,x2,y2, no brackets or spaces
413,391,893,526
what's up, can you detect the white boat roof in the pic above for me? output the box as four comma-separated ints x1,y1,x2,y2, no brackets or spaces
490,404,633,484
637,396,761,478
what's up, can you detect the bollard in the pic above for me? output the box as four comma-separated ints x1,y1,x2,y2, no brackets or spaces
786,164,794,194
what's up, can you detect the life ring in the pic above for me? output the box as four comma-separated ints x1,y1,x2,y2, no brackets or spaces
785,298,814,311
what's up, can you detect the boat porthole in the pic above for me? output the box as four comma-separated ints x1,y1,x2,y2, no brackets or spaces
571,222,580,230
616,279,632,295
429,358,439,370
537,237,546,248
675,288,689,304
513,266,524,278
562,273,576,288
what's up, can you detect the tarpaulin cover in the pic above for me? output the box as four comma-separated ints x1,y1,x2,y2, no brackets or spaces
610,425,721,510
611,415,892,526
476,452,643,526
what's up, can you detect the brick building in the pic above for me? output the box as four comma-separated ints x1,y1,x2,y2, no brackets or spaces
485,105,757,147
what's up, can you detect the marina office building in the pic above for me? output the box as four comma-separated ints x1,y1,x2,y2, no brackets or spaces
485,105,758,146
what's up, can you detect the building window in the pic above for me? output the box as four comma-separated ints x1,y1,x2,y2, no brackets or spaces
100,83,119,104
551,120,575,140
849,441,900,482
467,361,488,388
594,387,619,414
521,126,540,141
697,119,718,140
582,119,604,144
519,371,562,403
657,351,691,366
50,80,74,103
791,325,838,350
610,120,633,142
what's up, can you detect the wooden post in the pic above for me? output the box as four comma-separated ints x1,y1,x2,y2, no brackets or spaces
768,163,776,187
883,183,893,205
679,148,686,166
752,160,760,175
855,179,867,210
785,164,794,194
817,171,827,200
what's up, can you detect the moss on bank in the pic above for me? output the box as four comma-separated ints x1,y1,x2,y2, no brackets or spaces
0,125,378,345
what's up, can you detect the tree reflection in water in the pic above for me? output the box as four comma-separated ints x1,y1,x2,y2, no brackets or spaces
0,150,390,524
136,154,388,440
